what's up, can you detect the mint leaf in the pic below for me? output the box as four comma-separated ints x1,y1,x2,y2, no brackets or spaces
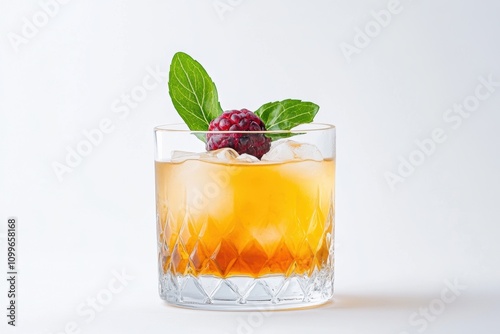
255,99,319,140
168,52,223,133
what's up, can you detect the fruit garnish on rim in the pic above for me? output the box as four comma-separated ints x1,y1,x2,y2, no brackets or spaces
168,52,320,159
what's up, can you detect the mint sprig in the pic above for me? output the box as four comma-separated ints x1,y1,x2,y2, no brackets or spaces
167,52,320,142
168,52,223,131
255,99,319,140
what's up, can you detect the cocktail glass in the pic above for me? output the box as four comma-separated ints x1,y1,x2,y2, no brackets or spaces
155,123,335,310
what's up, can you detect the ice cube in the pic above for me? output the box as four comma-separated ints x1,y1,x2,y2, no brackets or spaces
171,151,202,162
237,153,260,163
174,148,261,164
201,148,240,162
261,141,295,161
201,148,261,163
261,140,323,162
293,143,323,161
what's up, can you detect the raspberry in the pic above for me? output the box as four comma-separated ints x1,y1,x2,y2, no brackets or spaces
206,109,271,159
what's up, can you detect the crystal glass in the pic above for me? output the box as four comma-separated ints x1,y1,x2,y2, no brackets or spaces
155,123,336,310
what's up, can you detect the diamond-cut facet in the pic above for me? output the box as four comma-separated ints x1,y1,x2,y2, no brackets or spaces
213,239,238,276
239,240,269,276
245,282,272,302
211,281,240,302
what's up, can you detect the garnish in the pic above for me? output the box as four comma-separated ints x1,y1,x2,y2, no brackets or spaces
168,52,320,158
168,52,222,131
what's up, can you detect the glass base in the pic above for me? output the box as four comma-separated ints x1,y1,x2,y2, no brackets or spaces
159,268,334,311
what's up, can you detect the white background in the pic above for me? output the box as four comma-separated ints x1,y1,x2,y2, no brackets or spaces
1,0,500,333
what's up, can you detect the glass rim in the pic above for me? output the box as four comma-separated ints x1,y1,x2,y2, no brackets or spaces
154,122,335,134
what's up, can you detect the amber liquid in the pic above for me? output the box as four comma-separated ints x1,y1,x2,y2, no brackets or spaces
156,158,335,278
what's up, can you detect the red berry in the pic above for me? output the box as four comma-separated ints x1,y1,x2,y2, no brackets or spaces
206,109,271,159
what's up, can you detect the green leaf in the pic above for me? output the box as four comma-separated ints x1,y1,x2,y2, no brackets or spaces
255,99,319,140
168,52,223,133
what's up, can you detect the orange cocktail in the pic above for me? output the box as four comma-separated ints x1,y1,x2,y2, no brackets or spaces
156,158,335,278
